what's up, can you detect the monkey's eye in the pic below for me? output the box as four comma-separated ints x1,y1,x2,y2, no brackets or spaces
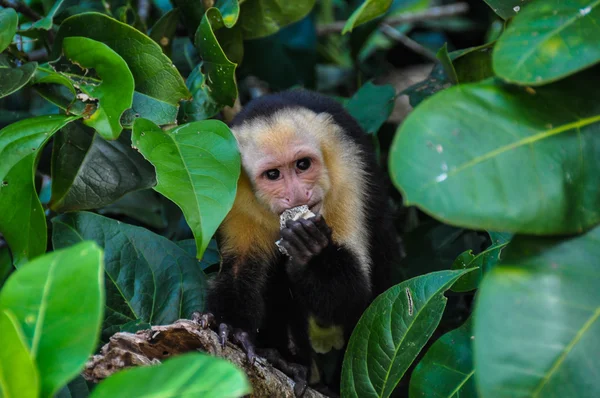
265,169,280,180
296,158,311,171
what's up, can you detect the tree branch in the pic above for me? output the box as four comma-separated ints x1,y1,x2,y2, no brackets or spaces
379,24,437,62
0,0,42,22
316,3,470,36
84,319,328,398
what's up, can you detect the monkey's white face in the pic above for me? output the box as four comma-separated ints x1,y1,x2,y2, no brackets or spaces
249,141,326,215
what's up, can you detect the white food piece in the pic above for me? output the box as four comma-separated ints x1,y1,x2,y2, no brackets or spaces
275,205,317,256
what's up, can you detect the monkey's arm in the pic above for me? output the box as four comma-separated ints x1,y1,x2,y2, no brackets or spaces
280,217,372,329
204,258,268,360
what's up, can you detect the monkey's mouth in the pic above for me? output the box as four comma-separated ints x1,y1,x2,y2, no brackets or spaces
309,202,322,215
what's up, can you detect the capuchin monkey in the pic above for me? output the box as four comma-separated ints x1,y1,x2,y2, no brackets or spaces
194,90,399,395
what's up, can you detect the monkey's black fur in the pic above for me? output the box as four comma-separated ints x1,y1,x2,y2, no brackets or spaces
207,90,400,392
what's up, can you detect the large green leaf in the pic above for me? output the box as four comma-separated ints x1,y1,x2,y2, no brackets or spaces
389,71,600,235
341,269,475,398
0,241,104,398
474,225,600,397
0,309,40,398
239,0,316,39
90,353,251,398
132,118,240,260
62,37,134,140
54,12,191,122
98,189,167,229
342,0,393,34
181,5,238,122
345,81,396,135
0,55,37,99
410,317,475,398
494,0,600,85
0,115,78,267
482,0,534,19
50,121,155,212
52,212,207,341
0,8,17,52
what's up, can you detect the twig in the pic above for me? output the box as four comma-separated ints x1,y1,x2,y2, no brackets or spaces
0,0,42,22
316,3,469,36
379,24,437,62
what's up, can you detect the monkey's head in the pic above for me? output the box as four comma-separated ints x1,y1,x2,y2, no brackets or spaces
231,108,334,216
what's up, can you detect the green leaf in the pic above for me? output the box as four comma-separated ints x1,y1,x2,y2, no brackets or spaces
31,65,80,112
98,189,167,229
89,353,251,398
341,269,475,398
54,12,191,118
402,42,494,106
0,241,104,398
50,122,155,212
0,8,18,53
149,8,180,56
0,115,78,267
239,0,316,39
389,71,600,235
482,0,534,20
52,212,207,341
402,63,450,108
181,6,238,122
0,55,37,99
0,309,40,398
493,0,600,85
345,81,396,135
342,0,393,34
55,375,90,398
451,231,512,292
436,43,458,84
30,0,73,30
474,224,600,397
119,319,151,333
410,317,476,398
120,92,180,128
132,118,240,260
177,238,221,271
62,37,134,140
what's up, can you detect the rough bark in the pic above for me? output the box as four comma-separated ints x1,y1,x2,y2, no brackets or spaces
83,319,327,398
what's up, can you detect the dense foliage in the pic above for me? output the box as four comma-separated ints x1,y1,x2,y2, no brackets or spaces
0,0,598,397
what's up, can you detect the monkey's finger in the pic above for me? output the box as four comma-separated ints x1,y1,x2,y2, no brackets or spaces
218,323,230,348
281,228,312,259
297,218,329,248
280,240,309,267
286,219,323,253
314,215,333,238
233,329,257,365
191,312,215,329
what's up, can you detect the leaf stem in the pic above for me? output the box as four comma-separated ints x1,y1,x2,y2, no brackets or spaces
316,3,470,36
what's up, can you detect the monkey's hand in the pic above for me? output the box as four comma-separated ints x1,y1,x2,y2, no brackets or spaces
279,215,332,273
191,311,257,365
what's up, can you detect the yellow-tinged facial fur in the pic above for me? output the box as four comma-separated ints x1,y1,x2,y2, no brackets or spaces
219,107,371,278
